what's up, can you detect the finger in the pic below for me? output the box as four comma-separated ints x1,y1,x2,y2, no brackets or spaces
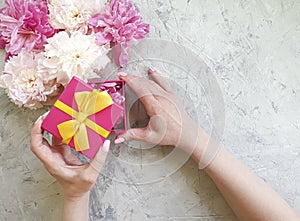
51,136,82,166
118,72,165,94
117,72,159,108
148,69,172,92
52,136,64,146
60,145,82,166
30,116,44,150
87,140,110,174
30,117,54,165
115,128,148,144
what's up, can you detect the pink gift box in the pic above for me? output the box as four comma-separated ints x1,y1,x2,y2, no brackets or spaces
88,79,127,134
42,77,124,159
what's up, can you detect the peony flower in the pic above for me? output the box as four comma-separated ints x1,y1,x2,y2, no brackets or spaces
88,0,150,67
0,49,57,109
48,0,106,33
0,0,56,55
37,55,59,83
44,31,110,85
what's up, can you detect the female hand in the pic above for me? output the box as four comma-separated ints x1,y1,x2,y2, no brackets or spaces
30,116,110,200
115,70,202,155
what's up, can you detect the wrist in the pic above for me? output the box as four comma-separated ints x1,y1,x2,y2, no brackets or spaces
64,192,90,202
189,128,210,164
63,192,90,221
188,128,222,169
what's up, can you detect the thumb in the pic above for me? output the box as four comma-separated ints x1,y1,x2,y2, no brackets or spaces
114,128,148,144
87,140,110,174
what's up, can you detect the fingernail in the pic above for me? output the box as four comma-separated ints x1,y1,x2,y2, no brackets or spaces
117,72,127,77
34,111,49,124
42,111,49,118
34,116,43,124
102,140,110,152
148,67,155,73
115,137,125,144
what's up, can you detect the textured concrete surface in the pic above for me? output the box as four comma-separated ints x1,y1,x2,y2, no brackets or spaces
1,0,300,220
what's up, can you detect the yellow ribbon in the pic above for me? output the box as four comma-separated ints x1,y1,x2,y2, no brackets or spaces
54,89,114,151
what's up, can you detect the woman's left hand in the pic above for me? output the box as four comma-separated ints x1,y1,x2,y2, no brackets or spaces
30,116,110,200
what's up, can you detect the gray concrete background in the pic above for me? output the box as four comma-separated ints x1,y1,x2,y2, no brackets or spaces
0,0,300,220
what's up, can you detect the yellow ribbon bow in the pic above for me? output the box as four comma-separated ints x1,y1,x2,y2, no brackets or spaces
54,89,114,151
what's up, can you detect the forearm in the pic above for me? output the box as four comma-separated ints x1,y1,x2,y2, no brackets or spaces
63,193,90,221
192,130,299,221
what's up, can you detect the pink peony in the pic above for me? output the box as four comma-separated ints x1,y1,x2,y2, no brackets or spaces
0,0,56,55
0,49,57,109
88,0,149,67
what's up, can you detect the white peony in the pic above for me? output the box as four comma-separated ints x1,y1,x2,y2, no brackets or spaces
0,50,57,109
44,31,110,85
48,0,106,33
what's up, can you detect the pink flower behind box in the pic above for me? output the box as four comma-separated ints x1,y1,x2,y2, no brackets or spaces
42,77,124,159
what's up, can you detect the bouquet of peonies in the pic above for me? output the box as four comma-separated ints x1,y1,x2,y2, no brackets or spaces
0,0,149,109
